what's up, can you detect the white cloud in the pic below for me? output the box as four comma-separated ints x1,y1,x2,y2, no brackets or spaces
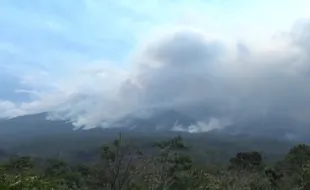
1,20,310,131
1,0,310,131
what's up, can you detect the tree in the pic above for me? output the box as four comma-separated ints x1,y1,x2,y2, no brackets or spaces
149,136,194,190
2,156,34,173
285,144,310,171
0,156,65,190
92,133,143,190
229,151,263,170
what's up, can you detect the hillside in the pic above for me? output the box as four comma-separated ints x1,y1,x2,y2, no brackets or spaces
0,113,301,164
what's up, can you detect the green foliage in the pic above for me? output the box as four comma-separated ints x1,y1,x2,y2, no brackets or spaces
1,135,310,190
229,151,263,170
285,144,310,171
93,133,143,190
0,159,65,190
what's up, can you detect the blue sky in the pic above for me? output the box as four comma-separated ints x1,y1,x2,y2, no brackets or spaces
1,0,309,70
1,0,310,128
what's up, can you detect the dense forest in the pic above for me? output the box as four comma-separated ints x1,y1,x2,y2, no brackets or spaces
1,134,310,190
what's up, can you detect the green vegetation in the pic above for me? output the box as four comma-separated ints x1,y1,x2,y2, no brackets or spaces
1,134,310,189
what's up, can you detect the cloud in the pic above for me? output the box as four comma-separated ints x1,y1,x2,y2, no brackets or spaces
1,0,310,131
2,20,310,130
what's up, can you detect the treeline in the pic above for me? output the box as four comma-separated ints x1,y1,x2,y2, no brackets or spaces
1,135,310,189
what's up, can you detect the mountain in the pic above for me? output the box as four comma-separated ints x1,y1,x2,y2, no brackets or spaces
0,111,305,162
110,109,310,141
1,110,310,143
111,109,198,132
0,113,73,136
214,115,310,142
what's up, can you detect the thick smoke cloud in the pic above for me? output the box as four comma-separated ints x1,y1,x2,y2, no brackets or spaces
2,21,310,130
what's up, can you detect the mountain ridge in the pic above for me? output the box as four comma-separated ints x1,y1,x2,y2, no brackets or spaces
1,110,310,142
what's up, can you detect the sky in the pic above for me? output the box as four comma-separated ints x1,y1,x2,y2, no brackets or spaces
1,0,310,130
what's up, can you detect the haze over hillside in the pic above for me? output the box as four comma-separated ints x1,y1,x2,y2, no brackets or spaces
1,112,310,144
0,112,297,164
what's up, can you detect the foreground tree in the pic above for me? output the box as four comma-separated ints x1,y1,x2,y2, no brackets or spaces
0,157,65,190
272,144,310,190
2,136,310,190
228,151,263,170
90,133,143,190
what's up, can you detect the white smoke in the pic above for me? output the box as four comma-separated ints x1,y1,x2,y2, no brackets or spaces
2,21,310,131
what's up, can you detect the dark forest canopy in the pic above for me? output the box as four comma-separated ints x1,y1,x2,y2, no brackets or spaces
1,134,310,190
